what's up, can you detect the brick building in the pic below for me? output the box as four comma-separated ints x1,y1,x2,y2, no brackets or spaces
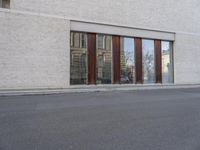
0,0,200,91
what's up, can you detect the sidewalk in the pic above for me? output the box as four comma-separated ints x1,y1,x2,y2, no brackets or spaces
1,84,200,96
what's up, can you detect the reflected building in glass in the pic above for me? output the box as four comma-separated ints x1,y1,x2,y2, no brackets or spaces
70,31,174,85
70,32,88,85
162,41,173,83
120,37,135,84
96,34,112,84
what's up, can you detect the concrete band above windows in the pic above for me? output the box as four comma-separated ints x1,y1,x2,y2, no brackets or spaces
70,21,175,41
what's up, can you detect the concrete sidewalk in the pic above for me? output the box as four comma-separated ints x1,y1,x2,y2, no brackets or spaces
1,84,200,96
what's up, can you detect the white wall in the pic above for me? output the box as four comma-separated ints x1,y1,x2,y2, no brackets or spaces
174,33,200,84
11,0,200,33
0,11,70,90
0,0,200,90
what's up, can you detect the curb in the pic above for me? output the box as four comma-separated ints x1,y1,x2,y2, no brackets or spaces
1,84,200,96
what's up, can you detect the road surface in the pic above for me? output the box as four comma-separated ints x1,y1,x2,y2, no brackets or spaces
1,88,200,150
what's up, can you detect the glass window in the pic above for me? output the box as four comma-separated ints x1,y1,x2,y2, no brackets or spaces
98,35,105,49
81,33,87,48
96,34,112,84
73,33,80,48
1,0,10,8
70,32,74,47
142,39,155,83
120,37,135,84
70,32,88,85
162,41,173,83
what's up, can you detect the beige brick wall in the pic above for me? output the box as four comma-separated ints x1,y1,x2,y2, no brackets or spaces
11,0,200,33
174,33,200,84
0,0,200,90
0,11,70,89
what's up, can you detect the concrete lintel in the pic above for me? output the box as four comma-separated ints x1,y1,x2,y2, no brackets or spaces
71,21,175,41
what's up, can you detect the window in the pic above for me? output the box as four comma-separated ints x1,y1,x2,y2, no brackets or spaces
162,41,173,83
73,32,80,48
70,32,88,85
1,0,10,8
142,39,155,83
71,32,87,48
98,34,105,49
120,37,135,84
96,34,112,84
81,33,87,48
70,31,174,85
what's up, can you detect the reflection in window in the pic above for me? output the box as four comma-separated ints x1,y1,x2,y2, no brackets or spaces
70,32,88,85
98,35,105,49
162,41,173,83
142,39,155,83
81,33,87,48
96,34,112,84
72,32,87,48
120,37,135,84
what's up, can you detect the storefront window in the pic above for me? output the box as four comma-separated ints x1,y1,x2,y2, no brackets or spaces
162,41,173,83
96,34,112,84
70,32,88,85
142,39,155,83
70,31,174,85
120,37,135,84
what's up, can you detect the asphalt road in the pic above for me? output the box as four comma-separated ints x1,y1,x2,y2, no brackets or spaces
1,88,200,150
